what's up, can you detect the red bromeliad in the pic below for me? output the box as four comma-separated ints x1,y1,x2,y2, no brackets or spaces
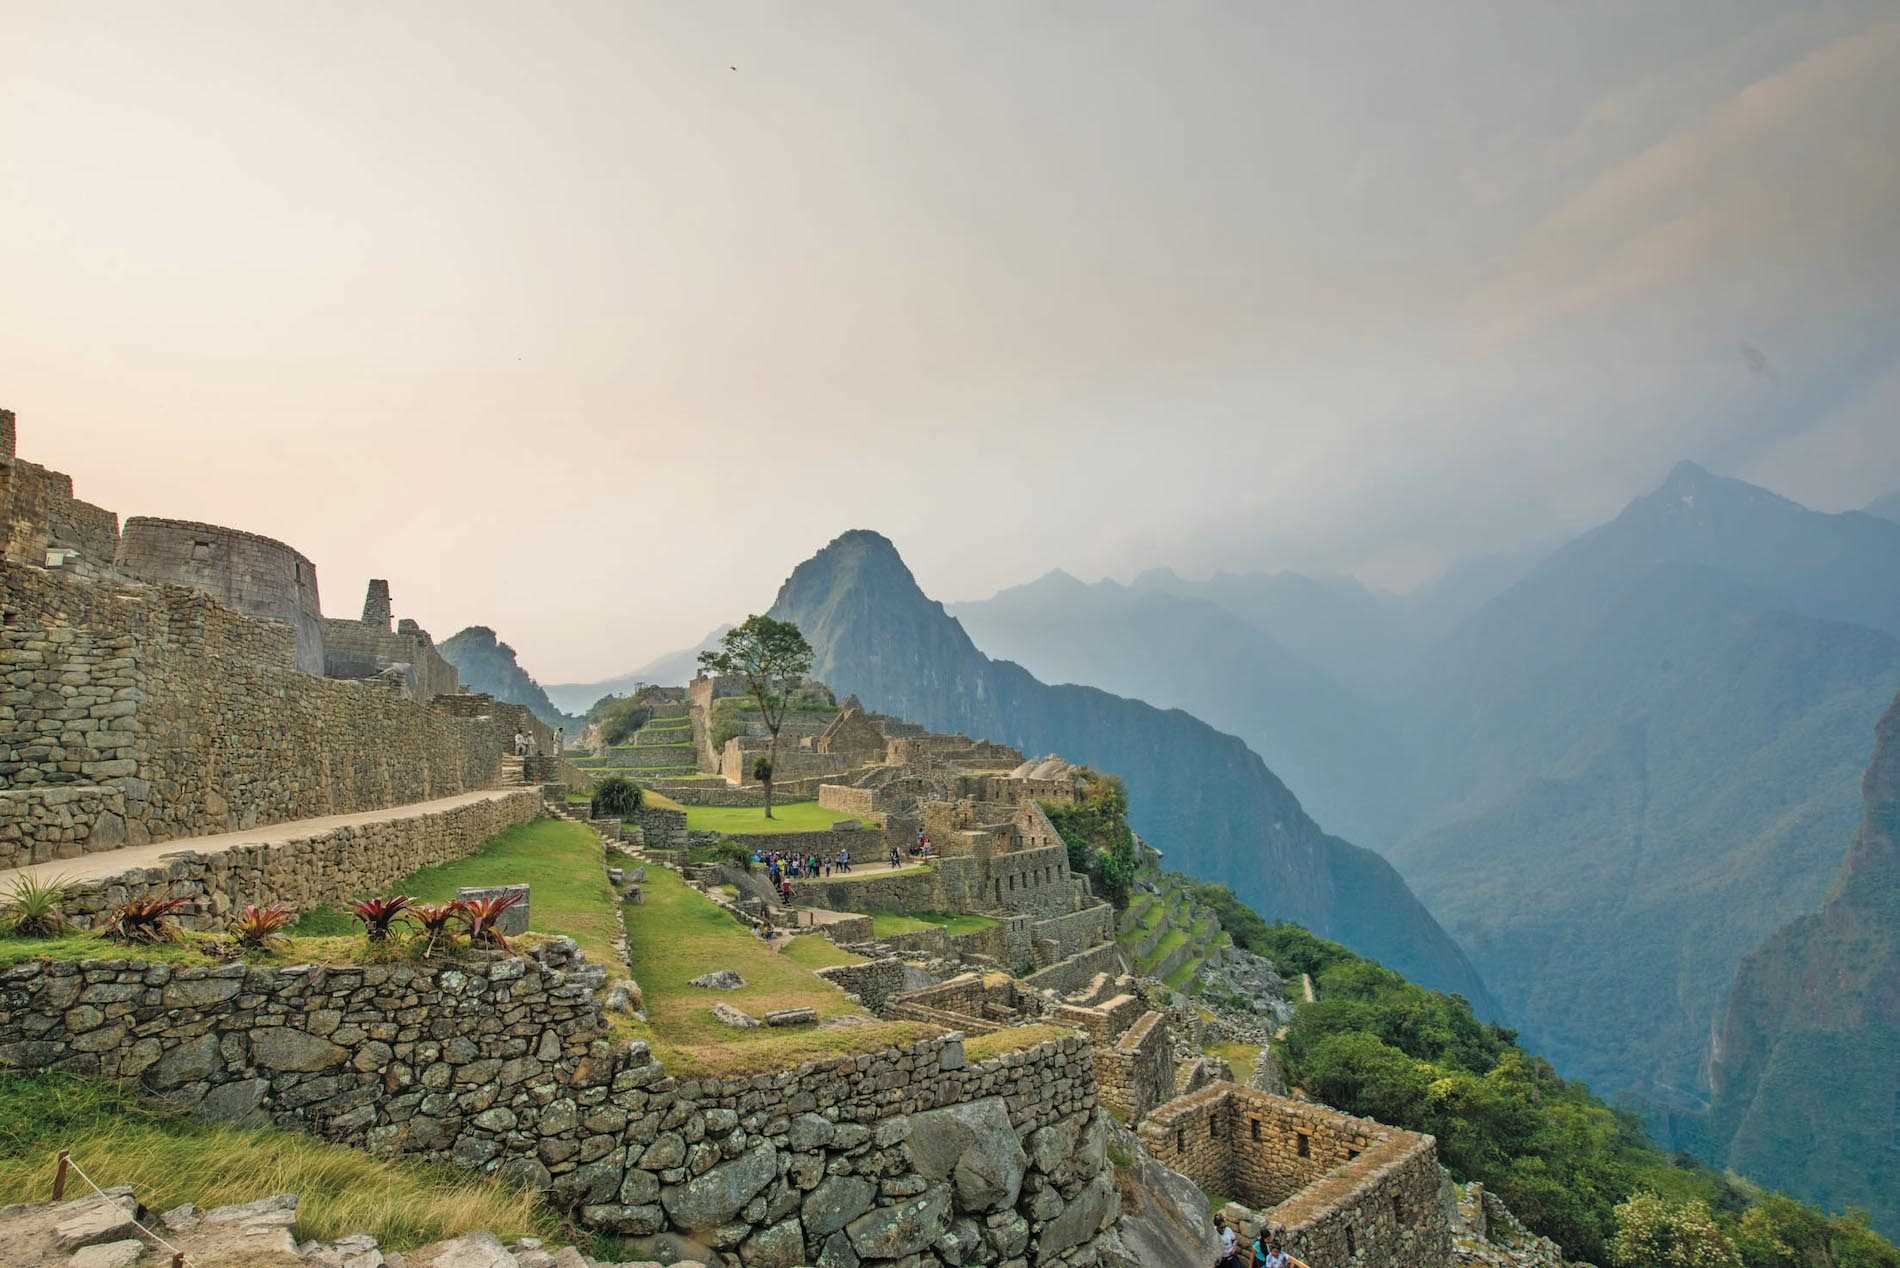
230,902,295,949
350,895,413,942
106,895,190,943
460,892,524,951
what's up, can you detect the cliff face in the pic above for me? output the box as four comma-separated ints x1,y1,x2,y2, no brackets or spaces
439,626,572,729
1707,687,1900,1237
767,530,1498,1013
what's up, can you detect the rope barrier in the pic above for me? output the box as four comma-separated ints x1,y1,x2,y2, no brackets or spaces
56,1150,193,1267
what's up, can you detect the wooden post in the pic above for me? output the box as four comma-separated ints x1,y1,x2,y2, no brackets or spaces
52,1150,69,1200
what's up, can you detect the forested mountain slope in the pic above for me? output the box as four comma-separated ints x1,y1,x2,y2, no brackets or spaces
1708,686,1900,1238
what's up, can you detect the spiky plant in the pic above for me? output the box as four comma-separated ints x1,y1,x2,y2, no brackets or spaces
3,873,72,938
460,892,524,952
349,896,413,943
409,901,465,956
230,903,295,950
105,895,190,943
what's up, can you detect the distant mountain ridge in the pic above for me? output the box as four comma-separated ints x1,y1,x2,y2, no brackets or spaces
544,625,729,715
1867,489,1900,524
1707,686,1900,1238
950,570,1412,845
439,626,574,729
766,529,1498,1012
1389,461,1900,1110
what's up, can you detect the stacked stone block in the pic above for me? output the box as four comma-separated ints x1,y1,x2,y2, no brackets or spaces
0,944,1119,1266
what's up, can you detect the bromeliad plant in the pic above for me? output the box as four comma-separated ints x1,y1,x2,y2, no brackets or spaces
105,894,190,944
409,901,465,956
460,892,524,952
350,895,413,943
2,873,72,938
230,903,295,951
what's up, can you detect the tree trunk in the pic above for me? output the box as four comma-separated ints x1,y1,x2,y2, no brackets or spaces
763,729,778,819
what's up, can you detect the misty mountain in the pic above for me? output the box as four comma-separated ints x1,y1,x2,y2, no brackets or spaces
949,570,1412,845
1867,489,1900,524
544,625,730,714
766,529,1497,1012
1389,462,1900,1109
439,626,574,729
1706,687,1900,1238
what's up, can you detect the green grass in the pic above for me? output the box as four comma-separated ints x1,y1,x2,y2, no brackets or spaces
779,933,865,970
640,789,686,812
284,819,623,976
682,802,862,835
1206,1040,1261,1077
962,1023,1077,1063
1165,957,1204,991
867,911,998,938
0,1074,558,1251
1141,927,1190,972
619,866,933,1074
0,929,363,969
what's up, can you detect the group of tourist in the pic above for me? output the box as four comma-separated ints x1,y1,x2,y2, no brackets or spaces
758,847,853,888
1215,1216,1307,1268
512,730,538,757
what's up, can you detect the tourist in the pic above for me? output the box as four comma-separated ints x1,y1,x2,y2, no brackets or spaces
1257,1237,1298,1268
512,731,526,756
889,845,901,870
1216,1215,1239,1267
840,847,851,874
779,877,793,904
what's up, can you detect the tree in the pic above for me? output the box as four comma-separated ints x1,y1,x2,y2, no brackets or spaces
698,615,815,819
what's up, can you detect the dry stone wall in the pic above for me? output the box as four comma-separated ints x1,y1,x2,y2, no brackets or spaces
0,562,520,866
117,516,327,675
0,944,1119,1267
47,789,542,931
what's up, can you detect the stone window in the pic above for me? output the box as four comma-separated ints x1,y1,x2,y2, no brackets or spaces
1393,1195,1403,1224
1250,1118,1261,1141
192,539,212,560
1346,1227,1356,1258
1208,1117,1218,1140
1176,1127,1186,1152
1297,1132,1310,1158
1348,1148,1360,1161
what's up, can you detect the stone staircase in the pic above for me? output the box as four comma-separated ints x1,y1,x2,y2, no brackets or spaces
496,753,528,786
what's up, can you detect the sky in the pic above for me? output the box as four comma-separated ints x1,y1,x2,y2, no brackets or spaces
6,1,1899,681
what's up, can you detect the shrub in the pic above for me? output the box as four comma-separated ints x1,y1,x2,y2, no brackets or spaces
461,892,524,951
591,776,642,819
711,840,756,872
230,903,295,950
2,873,71,938
409,902,465,955
105,895,190,943
351,896,413,943
752,757,773,784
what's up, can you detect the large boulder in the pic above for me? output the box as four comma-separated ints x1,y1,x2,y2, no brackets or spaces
1037,1172,1118,1259
661,1143,780,1231
845,1185,952,1260
903,1097,1027,1212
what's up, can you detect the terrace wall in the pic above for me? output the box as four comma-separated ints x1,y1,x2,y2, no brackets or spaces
0,951,1119,1265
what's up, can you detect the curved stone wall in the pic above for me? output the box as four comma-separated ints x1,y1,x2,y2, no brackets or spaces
117,516,326,674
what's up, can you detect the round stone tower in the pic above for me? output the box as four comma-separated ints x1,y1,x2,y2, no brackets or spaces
116,516,327,674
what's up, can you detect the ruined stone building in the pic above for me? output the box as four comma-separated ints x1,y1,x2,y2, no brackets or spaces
0,409,545,868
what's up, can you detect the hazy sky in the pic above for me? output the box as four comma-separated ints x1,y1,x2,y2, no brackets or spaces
7,1,1899,680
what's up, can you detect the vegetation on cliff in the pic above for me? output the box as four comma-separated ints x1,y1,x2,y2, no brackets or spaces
1044,770,1139,908
439,625,575,730
1243,921,1898,1267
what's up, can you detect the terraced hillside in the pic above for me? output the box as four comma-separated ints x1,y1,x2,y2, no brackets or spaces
1118,869,1232,992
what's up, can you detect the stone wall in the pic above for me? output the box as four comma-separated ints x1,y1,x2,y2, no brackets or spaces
42,789,542,930
727,826,883,859
1095,1011,1174,1122
117,516,327,675
814,957,907,1015
1,416,119,571
1138,1083,1451,1268
0,947,1120,1266
321,614,459,702
1023,942,1127,996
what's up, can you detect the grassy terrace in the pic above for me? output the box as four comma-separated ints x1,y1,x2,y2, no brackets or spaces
620,865,935,1075
682,802,877,835
868,911,998,938
0,1075,557,1251
287,819,626,976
